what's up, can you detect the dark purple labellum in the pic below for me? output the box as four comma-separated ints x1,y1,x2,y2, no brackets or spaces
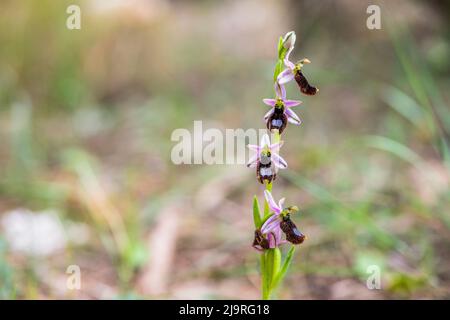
280,214,306,245
266,106,287,134
256,160,276,184
294,70,318,96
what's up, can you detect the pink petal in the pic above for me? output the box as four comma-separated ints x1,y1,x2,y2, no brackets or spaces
264,190,281,214
284,57,295,70
268,233,276,248
272,153,288,169
261,215,280,234
269,141,284,151
275,82,286,100
246,154,258,168
285,45,294,63
247,144,260,152
287,117,301,125
277,68,295,85
273,227,283,246
260,134,271,149
285,108,302,125
284,100,302,107
263,99,277,107
278,198,285,210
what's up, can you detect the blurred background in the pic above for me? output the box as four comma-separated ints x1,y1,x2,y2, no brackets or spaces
0,0,449,299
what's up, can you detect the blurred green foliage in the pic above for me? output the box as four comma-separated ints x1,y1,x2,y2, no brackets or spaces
0,0,449,299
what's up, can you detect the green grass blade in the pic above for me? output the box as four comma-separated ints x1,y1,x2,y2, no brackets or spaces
363,135,422,166
272,246,296,290
383,86,432,130
253,195,262,228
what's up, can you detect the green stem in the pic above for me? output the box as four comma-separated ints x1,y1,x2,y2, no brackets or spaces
272,129,281,144
261,252,267,299
263,181,272,219
261,129,282,300
266,251,274,300
262,248,282,300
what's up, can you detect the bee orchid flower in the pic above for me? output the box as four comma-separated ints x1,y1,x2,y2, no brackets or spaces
277,50,319,96
252,191,285,250
247,134,287,184
261,190,305,247
263,83,302,134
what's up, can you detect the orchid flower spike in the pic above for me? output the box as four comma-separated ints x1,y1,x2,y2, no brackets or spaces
247,134,287,184
277,48,319,96
263,82,302,133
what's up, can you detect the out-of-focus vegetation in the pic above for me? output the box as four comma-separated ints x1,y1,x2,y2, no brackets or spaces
0,0,449,299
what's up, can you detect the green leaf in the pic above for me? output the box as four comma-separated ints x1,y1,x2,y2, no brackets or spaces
277,36,284,58
272,246,296,290
263,248,281,299
265,250,274,285
253,195,262,228
273,60,283,83
271,248,282,289
383,86,434,133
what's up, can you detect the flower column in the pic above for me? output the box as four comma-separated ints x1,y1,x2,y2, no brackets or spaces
248,31,318,300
